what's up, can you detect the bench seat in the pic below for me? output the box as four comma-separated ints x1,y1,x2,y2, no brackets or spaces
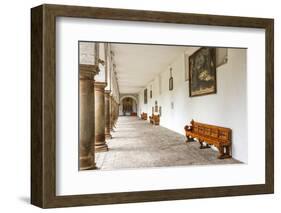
184,120,232,159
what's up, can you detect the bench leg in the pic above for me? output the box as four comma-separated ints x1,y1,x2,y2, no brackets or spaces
199,140,210,149
201,144,211,149
186,135,195,143
199,141,204,149
225,146,229,155
218,145,231,159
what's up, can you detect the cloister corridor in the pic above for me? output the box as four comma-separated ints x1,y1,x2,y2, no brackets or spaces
78,42,247,171
96,116,240,170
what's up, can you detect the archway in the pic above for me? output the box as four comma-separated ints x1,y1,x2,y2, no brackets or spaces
120,96,138,116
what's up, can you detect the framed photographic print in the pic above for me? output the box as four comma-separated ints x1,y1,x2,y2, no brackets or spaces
31,4,274,208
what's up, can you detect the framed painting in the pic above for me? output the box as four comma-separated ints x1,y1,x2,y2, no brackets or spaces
169,68,173,91
189,47,217,97
185,48,228,81
144,88,148,104
31,4,274,208
169,77,173,91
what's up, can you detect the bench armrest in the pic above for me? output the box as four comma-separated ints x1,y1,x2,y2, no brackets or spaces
184,125,192,131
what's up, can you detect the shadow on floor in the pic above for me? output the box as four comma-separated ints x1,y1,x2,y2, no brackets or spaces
18,196,30,204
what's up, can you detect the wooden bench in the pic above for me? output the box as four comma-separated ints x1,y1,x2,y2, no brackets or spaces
131,112,137,116
149,114,160,125
141,112,147,120
184,120,232,159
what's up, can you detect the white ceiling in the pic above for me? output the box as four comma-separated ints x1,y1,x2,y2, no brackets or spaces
111,43,192,94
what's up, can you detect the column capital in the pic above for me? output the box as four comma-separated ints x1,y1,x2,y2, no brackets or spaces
105,90,111,95
79,64,100,79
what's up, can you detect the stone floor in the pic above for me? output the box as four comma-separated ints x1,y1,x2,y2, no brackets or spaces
96,116,240,170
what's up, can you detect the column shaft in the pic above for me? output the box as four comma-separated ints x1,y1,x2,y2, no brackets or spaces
112,99,116,129
94,82,108,152
110,96,114,131
104,90,112,139
79,65,98,170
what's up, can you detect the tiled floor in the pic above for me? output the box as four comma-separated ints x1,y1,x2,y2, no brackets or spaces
96,116,240,170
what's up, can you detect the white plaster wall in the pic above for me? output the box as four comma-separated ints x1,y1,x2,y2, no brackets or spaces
138,49,247,162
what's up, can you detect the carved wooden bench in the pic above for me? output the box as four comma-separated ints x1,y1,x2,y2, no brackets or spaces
131,112,137,116
149,114,160,125
141,112,147,120
184,120,232,159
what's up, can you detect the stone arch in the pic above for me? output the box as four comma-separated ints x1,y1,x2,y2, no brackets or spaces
119,95,139,116
120,95,138,103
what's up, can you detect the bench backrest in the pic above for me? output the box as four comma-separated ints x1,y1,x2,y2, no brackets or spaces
153,114,160,121
192,121,231,142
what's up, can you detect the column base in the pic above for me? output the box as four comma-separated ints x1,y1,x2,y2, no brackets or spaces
95,134,109,152
79,156,97,170
95,143,109,152
80,164,97,171
105,133,112,139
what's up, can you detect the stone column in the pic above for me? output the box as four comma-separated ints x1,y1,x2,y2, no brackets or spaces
110,95,114,131
114,101,118,126
104,90,112,139
115,101,119,125
112,99,116,129
79,64,98,170
94,82,109,152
